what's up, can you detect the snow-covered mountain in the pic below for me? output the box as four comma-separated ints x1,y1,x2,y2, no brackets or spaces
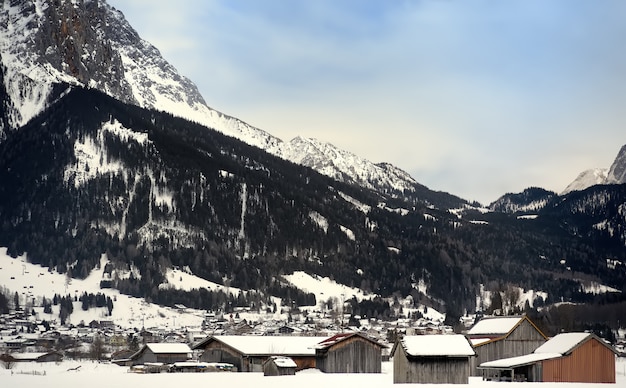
561,168,608,195
0,0,436,205
562,145,626,194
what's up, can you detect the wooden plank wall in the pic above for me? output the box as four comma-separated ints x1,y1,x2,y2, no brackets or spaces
394,347,470,384
471,320,547,376
317,336,381,373
542,339,615,383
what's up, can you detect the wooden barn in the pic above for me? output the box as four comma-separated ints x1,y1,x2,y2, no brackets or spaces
129,343,191,365
392,334,476,384
479,332,617,383
263,356,297,376
314,332,385,373
192,335,325,372
5,351,63,363
467,315,547,376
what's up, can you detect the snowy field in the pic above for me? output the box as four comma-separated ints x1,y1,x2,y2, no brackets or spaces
2,359,625,388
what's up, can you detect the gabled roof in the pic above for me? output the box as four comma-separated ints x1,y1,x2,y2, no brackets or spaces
263,356,297,368
145,343,191,354
193,335,326,356
478,332,618,370
479,352,561,369
535,332,618,356
467,316,524,336
129,342,191,361
398,334,476,358
467,315,547,347
314,332,385,350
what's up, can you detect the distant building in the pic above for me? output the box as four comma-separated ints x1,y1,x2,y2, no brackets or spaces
478,332,618,383
315,332,385,373
129,343,191,365
193,335,325,372
392,334,476,384
5,351,63,363
263,356,297,376
467,315,547,376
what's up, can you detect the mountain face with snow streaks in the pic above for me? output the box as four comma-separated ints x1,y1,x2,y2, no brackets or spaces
0,0,443,207
2,0,626,321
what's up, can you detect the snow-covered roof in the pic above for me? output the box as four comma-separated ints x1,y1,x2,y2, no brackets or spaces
479,352,561,369
534,332,591,355
401,335,475,357
470,338,491,346
145,343,191,354
466,316,523,336
267,356,298,368
9,352,54,360
198,336,327,356
315,332,384,350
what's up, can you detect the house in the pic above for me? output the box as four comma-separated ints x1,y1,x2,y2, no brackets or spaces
392,334,476,384
478,332,617,383
5,351,63,363
466,315,547,376
129,343,192,365
263,356,297,376
315,332,385,373
192,335,326,372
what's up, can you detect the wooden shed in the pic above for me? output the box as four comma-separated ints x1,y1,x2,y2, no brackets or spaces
192,335,325,372
315,332,385,373
479,332,617,383
129,343,191,366
263,356,297,376
392,334,476,384
467,315,547,376
6,351,63,363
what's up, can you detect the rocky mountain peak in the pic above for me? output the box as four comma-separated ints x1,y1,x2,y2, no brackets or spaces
607,144,626,185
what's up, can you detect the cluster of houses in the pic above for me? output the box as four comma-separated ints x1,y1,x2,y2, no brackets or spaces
110,315,621,383
2,311,623,383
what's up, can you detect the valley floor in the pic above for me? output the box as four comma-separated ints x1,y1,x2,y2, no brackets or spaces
2,359,626,388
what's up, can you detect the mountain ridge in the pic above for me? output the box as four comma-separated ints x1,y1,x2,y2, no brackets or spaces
2,0,626,326
0,0,451,208
562,145,626,194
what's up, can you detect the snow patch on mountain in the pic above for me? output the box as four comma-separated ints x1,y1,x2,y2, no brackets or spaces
309,211,329,233
282,137,419,196
63,119,148,188
283,271,376,304
160,267,241,296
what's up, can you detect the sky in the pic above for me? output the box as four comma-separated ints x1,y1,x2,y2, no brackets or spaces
107,0,626,204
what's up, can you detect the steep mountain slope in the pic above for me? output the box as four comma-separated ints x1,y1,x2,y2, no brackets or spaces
607,145,626,185
0,0,456,208
562,145,626,194
2,1,626,322
561,168,608,195
2,87,626,318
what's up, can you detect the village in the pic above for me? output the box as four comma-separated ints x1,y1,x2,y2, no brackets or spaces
1,303,625,384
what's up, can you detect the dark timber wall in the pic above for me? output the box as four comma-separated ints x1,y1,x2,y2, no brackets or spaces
316,336,382,373
393,346,471,384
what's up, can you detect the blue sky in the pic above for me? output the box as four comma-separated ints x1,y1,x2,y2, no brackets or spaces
108,0,626,204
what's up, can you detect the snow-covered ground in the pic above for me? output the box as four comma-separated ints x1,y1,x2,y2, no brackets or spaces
0,248,204,329
1,359,625,388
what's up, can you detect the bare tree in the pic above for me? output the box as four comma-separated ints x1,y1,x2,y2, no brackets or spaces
90,335,106,361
